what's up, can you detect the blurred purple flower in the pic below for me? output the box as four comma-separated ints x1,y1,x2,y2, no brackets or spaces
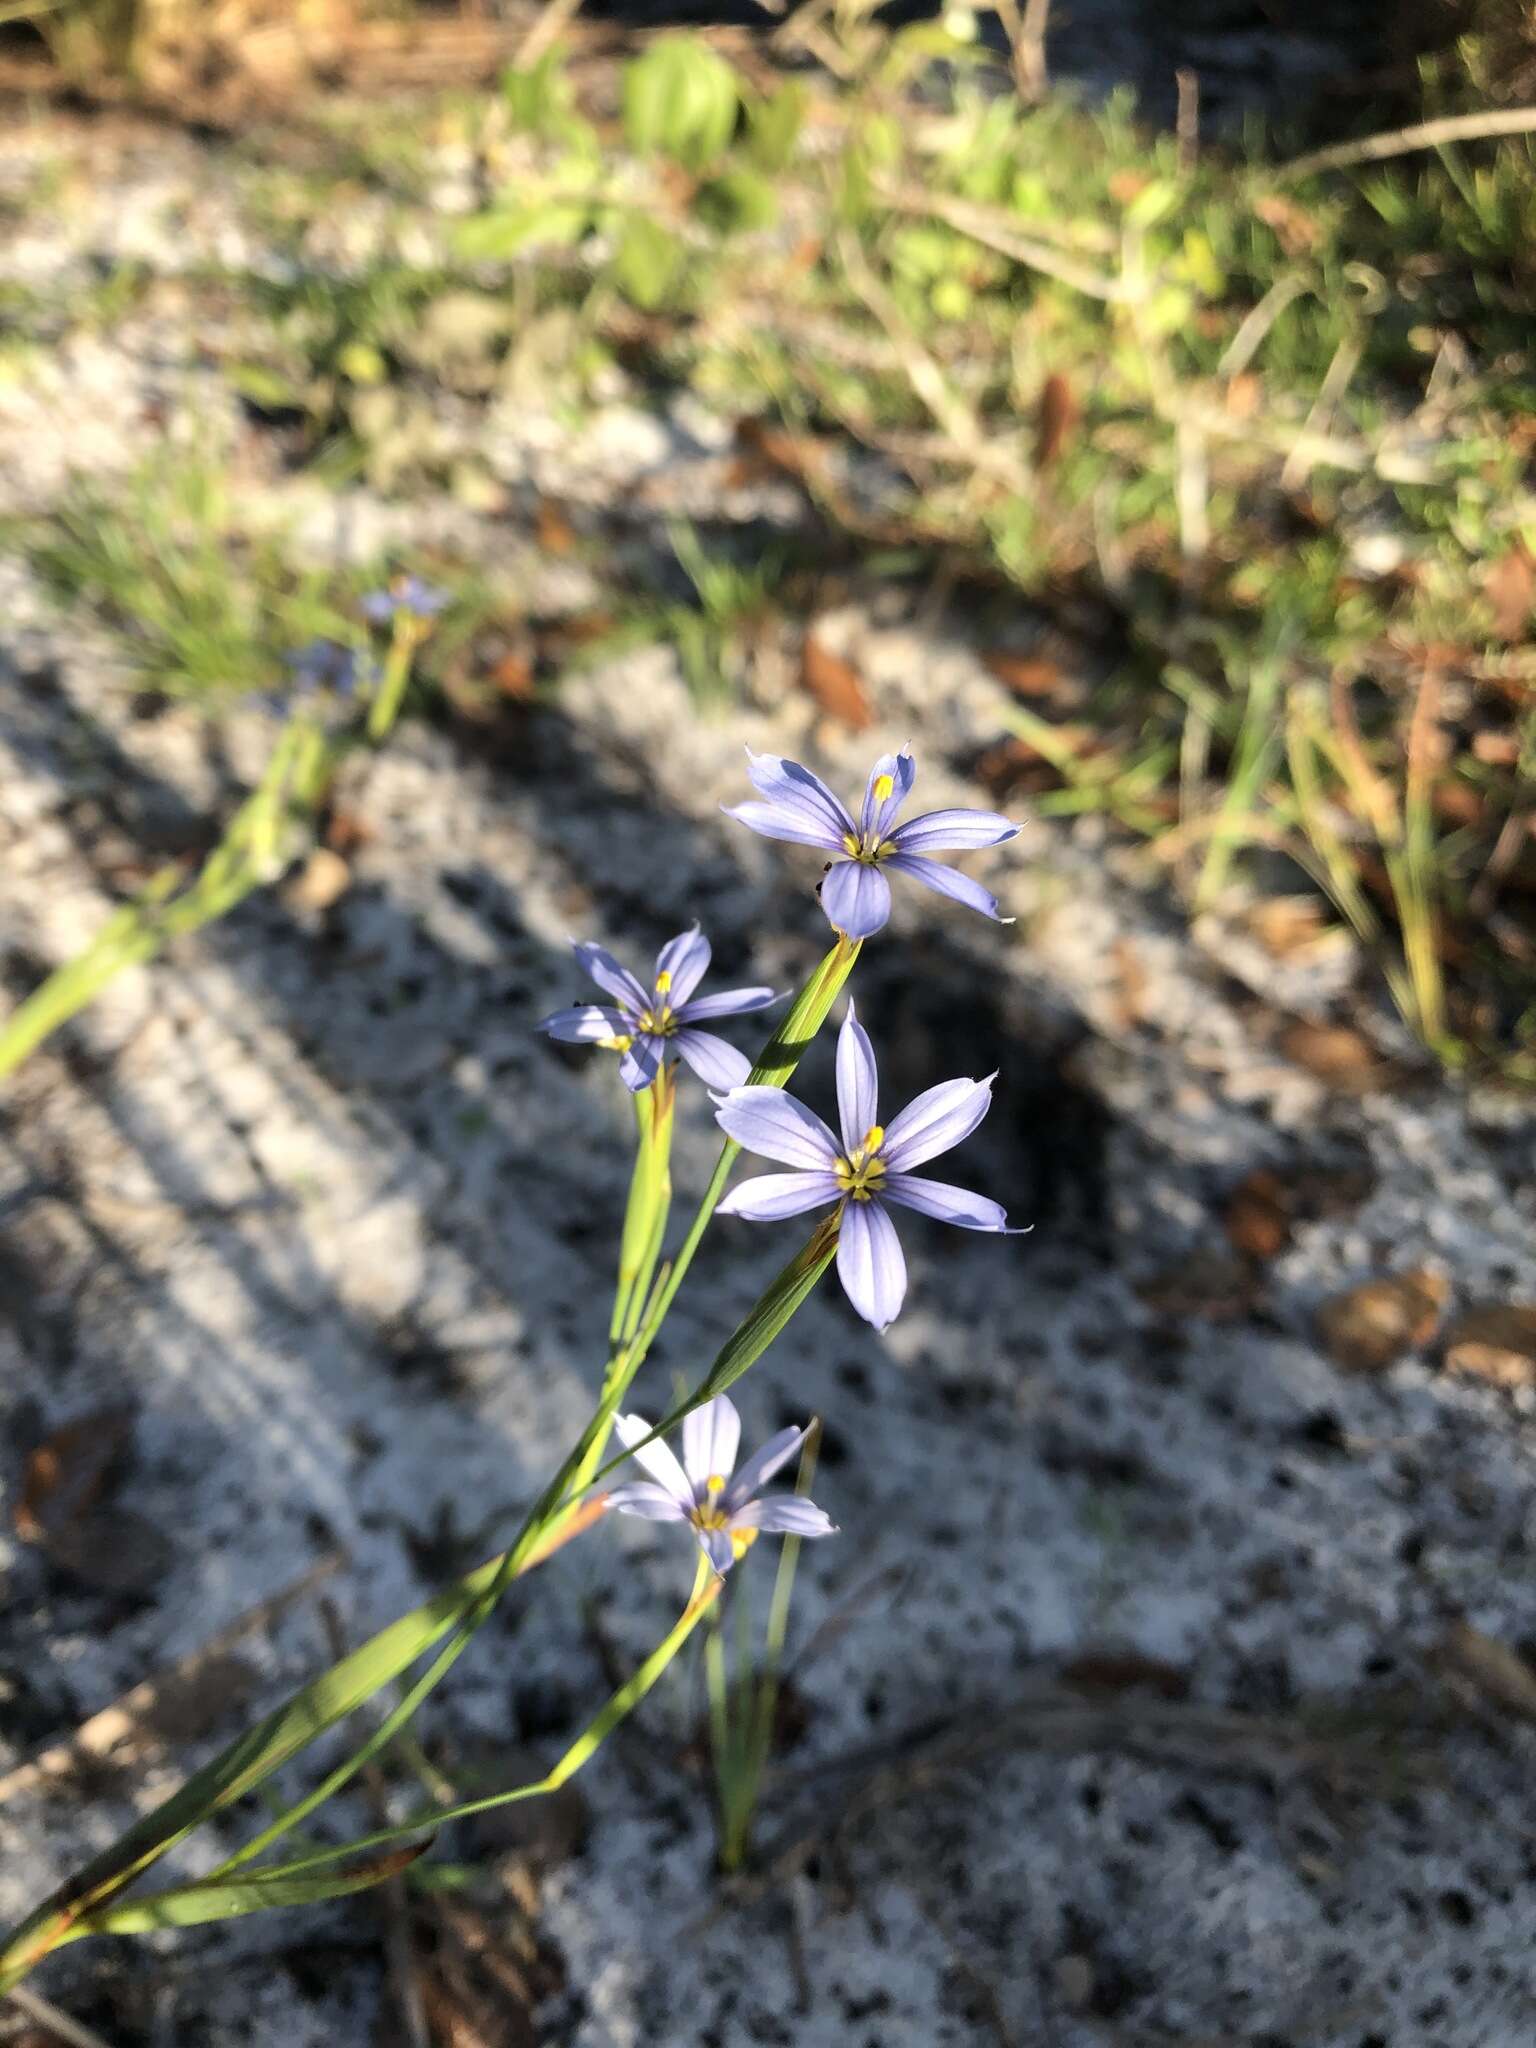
284,638,372,699
714,1002,1015,1329
724,746,1018,938
539,925,780,1093
606,1393,834,1573
361,575,450,624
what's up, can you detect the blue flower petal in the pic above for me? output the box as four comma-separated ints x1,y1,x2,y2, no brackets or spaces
722,799,847,852
885,852,1007,923
836,1197,907,1329
673,985,779,1022
732,1497,837,1537
538,1004,628,1043
881,1074,995,1172
716,1170,843,1221
714,1086,840,1170
682,1395,741,1495
673,1028,751,1092
572,940,648,1013
860,748,915,840
655,925,711,1006
835,1000,880,1155
744,749,856,842
722,1425,806,1514
881,1172,1011,1232
820,858,892,938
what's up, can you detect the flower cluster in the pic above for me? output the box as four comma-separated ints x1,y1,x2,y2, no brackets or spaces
557,746,1020,1567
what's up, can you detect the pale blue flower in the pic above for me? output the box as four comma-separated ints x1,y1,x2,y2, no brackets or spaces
606,1394,835,1574
540,926,780,1093
724,746,1018,938
362,576,450,624
714,1002,1016,1329
284,639,373,698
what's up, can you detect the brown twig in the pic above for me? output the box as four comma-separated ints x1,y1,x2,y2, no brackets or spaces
875,180,1127,301
513,0,584,72
5,1983,120,2048
1176,66,1200,174
1278,103,1536,182
992,0,1050,105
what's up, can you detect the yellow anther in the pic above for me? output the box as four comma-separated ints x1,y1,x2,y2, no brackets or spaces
598,1033,634,1052
874,773,894,802
862,1124,885,1156
655,970,672,994
706,1473,726,1495
730,1527,759,1560
842,831,860,857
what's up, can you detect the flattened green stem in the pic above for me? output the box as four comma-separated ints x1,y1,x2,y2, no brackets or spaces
366,613,426,743
72,1561,722,1932
610,1072,675,1348
628,934,859,1372
0,932,855,1982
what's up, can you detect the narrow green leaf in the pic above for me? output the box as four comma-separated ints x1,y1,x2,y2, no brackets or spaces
138,1570,723,1890
61,1844,432,1941
0,1547,518,1989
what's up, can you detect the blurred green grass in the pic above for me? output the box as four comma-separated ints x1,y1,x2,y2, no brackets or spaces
4,5,1536,1075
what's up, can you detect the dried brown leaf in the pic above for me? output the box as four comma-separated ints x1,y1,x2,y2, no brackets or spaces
1442,1304,1536,1390
491,650,535,701
1316,1269,1448,1374
284,847,351,913
1035,372,1077,470
1484,544,1535,644
534,498,578,558
801,633,873,730
1279,1019,1386,1093
1438,1619,1536,1723
1223,1168,1292,1261
1245,895,1329,959
323,807,373,856
14,1407,133,1546
1254,192,1322,255
981,651,1080,705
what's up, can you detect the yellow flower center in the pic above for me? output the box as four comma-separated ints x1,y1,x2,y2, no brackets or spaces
843,775,900,865
834,1123,888,1201
692,1473,731,1533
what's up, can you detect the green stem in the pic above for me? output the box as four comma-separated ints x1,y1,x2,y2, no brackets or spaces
629,934,860,1370
0,932,857,1978
118,1562,719,1918
366,616,423,743
610,1075,675,1348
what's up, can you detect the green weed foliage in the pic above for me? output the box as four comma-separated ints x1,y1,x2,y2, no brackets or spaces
8,20,1536,1073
